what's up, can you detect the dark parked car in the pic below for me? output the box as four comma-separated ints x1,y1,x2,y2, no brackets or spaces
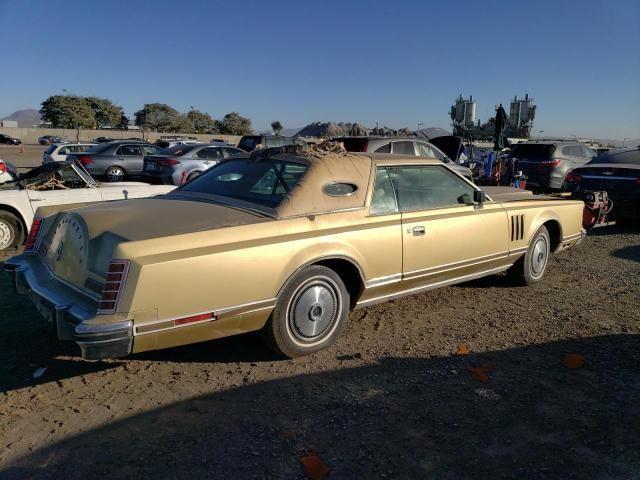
93,136,115,143
237,135,306,152
0,134,21,145
563,146,640,221
334,136,473,180
66,140,164,181
508,141,596,191
38,135,66,145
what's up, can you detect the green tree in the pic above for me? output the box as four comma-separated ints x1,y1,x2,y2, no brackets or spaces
39,95,97,140
172,114,195,134
219,112,252,135
86,97,123,128
187,109,215,134
119,114,130,130
134,103,181,132
271,120,283,135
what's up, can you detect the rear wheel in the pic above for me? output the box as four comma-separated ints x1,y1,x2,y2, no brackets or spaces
186,171,201,183
508,225,550,285
105,166,125,182
262,265,350,358
0,212,24,252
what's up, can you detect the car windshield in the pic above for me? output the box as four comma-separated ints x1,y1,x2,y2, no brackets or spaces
45,145,57,154
159,145,199,156
510,144,556,161
179,158,309,209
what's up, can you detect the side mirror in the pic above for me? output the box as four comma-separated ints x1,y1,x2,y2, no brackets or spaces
473,190,486,204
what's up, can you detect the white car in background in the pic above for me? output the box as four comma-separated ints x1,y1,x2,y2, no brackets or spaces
0,160,174,252
0,159,18,184
42,142,97,164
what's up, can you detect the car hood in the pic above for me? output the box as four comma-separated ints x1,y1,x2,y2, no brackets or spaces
429,135,464,161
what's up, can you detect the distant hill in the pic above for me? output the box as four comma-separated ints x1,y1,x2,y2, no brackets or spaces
2,109,41,127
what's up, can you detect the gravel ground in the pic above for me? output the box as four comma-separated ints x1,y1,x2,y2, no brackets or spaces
1,218,639,479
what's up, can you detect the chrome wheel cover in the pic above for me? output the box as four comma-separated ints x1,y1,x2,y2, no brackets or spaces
0,220,13,250
288,276,341,344
530,235,549,278
106,167,124,182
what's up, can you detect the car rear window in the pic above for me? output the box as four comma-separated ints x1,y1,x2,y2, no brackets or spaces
180,158,309,208
510,144,556,161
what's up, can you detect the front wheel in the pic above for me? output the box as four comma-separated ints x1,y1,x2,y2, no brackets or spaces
508,225,551,285
262,265,350,358
105,166,125,182
0,212,24,252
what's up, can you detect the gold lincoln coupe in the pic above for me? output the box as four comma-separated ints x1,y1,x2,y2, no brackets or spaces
5,146,585,360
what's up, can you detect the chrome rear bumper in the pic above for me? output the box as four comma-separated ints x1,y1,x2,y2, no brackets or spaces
3,255,132,360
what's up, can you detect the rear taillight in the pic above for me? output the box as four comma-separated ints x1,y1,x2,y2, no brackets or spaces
24,219,43,251
539,158,561,167
565,172,582,183
158,159,180,166
359,141,368,152
0,161,6,173
78,155,93,165
98,260,130,314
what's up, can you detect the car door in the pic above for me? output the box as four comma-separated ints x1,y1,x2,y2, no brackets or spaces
98,183,173,202
115,144,144,175
387,165,509,286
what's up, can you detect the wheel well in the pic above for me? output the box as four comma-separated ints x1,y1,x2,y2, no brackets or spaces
543,220,562,252
313,258,365,309
0,205,27,237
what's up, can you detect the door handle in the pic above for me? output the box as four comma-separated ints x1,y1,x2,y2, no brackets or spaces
31,198,45,202
411,226,426,236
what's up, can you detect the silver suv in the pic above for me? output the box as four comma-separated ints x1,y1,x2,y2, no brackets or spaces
509,141,597,191
334,136,473,180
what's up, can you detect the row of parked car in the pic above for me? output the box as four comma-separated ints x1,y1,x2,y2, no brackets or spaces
47,134,471,185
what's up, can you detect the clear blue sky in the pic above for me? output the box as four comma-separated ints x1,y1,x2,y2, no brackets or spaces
1,0,638,139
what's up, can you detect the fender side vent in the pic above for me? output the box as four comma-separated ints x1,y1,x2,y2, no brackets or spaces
511,214,525,241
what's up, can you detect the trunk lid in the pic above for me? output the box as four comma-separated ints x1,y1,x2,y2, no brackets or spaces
38,196,272,294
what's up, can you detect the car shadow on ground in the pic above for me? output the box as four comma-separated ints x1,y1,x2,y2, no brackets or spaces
588,222,640,237
611,244,640,263
3,334,639,479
